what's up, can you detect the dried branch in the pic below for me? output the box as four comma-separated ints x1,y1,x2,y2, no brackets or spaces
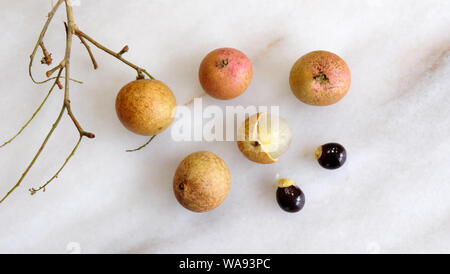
65,101,95,138
28,0,81,85
29,135,82,195
0,70,65,203
78,35,98,69
29,0,63,84
1,0,157,203
0,69,63,149
73,28,155,80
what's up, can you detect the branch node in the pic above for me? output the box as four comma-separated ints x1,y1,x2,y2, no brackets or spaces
82,132,95,139
118,45,129,56
136,69,145,80
40,42,53,65
56,80,63,89
46,61,66,78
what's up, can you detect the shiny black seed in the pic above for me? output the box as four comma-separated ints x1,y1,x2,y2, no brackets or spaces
316,142,346,169
276,185,305,213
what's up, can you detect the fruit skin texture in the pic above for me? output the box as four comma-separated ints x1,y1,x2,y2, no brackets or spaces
289,50,351,106
199,47,253,100
173,151,231,213
116,79,176,136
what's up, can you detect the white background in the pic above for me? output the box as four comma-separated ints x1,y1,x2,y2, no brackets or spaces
0,0,449,253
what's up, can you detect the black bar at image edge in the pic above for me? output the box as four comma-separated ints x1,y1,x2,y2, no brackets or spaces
0,254,446,272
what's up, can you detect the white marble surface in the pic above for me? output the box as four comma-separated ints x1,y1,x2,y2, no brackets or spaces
0,0,449,253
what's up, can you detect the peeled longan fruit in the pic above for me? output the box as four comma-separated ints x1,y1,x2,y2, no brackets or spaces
173,151,231,213
237,113,292,164
289,50,351,106
116,79,177,136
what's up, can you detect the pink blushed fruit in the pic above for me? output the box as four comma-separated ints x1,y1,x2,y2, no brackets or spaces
199,47,253,100
289,50,351,106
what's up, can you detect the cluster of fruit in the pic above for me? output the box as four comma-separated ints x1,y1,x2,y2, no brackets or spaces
115,48,351,214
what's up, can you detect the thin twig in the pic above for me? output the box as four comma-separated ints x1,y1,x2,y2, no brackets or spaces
65,101,95,138
0,100,66,203
35,75,83,85
63,2,74,104
73,28,155,80
126,135,157,152
77,35,98,69
29,0,63,84
28,0,81,85
0,69,63,149
63,3,93,138
29,136,82,195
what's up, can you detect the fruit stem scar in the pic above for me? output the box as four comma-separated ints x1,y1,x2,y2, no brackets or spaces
314,72,329,83
216,58,229,68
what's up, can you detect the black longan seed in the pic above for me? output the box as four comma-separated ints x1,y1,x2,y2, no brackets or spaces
276,179,305,213
315,143,347,169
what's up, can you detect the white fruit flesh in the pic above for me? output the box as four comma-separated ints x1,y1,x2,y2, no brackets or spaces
238,113,292,162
